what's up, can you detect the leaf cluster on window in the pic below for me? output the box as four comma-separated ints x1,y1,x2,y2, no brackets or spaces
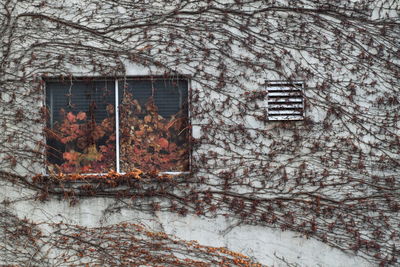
45,78,189,174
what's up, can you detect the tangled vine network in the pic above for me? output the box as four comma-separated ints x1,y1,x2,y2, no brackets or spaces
0,209,262,266
0,0,399,266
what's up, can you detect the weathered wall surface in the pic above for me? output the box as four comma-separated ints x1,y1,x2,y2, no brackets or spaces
2,183,372,267
1,0,399,266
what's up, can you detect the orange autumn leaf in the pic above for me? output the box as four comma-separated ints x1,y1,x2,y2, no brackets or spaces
129,168,143,179
159,138,169,149
91,125,105,140
66,112,76,122
144,115,152,123
76,111,87,120
101,118,114,132
60,133,78,144
63,150,80,162
135,130,145,137
80,165,91,172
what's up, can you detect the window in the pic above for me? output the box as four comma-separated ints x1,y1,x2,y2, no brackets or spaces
267,82,304,121
45,77,189,174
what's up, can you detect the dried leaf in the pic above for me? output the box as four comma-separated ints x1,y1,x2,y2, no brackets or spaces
63,150,81,162
76,112,86,120
144,115,152,123
66,112,76,122
159,138,169,149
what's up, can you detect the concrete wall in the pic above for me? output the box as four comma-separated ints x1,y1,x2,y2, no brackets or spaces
2,183,372,267
0,60,373,266
2,1,398,266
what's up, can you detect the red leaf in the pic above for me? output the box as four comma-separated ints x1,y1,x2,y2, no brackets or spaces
76,112,86,120
66,112,76,122
63,151,80,162
81,165,91,172
159,138,169,149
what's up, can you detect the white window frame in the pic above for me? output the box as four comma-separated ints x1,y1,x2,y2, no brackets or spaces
45,77,191,176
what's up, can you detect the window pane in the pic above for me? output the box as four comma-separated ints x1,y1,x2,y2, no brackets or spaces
45,79,116,174
119,78,189,172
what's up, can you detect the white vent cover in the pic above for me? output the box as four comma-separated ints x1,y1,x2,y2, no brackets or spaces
267,82,304,121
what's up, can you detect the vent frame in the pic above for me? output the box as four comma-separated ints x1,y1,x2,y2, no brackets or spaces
266,82,304,121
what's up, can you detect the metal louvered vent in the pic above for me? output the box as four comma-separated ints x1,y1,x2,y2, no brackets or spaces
267,83,304,121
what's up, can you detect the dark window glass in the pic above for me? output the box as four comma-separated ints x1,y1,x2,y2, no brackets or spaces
119,78,189,173
45,77,189,174
45,79,116,173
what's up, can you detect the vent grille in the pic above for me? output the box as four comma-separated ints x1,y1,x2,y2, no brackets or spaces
267,83,304,121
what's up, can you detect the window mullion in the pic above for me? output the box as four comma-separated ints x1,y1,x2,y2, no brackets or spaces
115,79,120,173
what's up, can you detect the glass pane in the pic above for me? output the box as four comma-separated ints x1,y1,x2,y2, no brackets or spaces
119,78,189,173
45,79,116,174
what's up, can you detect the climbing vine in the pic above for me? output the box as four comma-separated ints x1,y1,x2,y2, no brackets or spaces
0,209,262,266
0,0,399,265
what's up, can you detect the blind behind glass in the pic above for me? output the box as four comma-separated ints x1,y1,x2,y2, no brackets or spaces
118,79,188,118
46,80,115,127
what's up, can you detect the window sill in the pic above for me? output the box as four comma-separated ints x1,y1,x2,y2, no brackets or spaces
39,170,190,181
32,170,191,199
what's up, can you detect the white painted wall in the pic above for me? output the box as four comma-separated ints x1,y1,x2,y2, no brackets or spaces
2,174,373,267
2,1,396,266
0,55,376,267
